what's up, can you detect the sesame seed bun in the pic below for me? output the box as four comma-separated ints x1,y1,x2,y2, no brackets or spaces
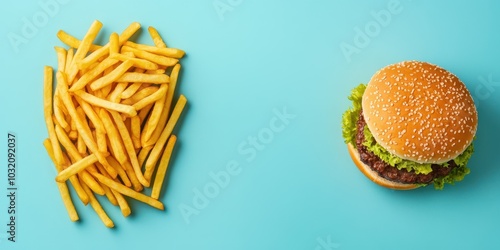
362,61,478,164
347,144,418,190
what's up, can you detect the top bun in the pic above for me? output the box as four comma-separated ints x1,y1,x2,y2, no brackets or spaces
361,61,478,164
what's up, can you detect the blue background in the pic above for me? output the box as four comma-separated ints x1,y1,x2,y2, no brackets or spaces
1,0,500,249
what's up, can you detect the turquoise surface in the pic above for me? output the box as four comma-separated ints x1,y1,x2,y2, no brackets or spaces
1,0,500,249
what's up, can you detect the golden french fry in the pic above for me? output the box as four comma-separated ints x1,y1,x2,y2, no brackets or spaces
54,47,67,71
93,173,164,210
133,84,168,111
43,138,89,205
77,133,86,154
113,189,131,217
107,82,129,103
120,83,142,99
75,97,106,133
81,181,114,228
78,22,141,70
43,66,65,167
121,46,178,66
95,162,118,206
80,170,105,196
64,48,74,74
109,32,119,55
137,103,154,123
98,109,128,164
97,130,107,154
137,145,153,168
89,60,134,91
110,53,158,70
107,156,131,187
56,154,98,182
70,57,119,91
141,95,165,143
151,135,176,199
110,111,150,187
130,116,141,149
144,95,186,180
74,90,137,117
124,41,185,58
56,181,80,221
54,95,70,131
122,161,143,192
145,64,181,146
116,72,169,84
57,30,102,51
121,86,159,105
55,125,81,161
67,20,103,83
147,26,167,48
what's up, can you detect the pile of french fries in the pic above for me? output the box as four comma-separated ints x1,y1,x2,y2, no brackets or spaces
42,20,187,227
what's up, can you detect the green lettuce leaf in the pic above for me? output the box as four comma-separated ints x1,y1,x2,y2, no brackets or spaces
341,84,475,189
341,83,366,146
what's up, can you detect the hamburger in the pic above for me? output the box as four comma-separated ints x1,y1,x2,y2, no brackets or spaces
342,61,478,190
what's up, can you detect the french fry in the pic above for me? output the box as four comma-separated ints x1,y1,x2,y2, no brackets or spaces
54,47,67,71
107,156,131,187
113,189,131,217
145,64,181,146
132,84,168,111
80,170,105,196
99,109,128,165
57,30,102,51
78,22,141,70
122,161,143,192
54,96,70,132
74,90,137,117
124,41,185,58
116,72,169,84
121,86,159,105
70,57,119,91
44,138,84,217
130,116,141,149
137,145,153,168
75,97,106,133
109,32,119,55
92,173,164,210
137,103,154,125
108,82,129,103
43,66,64,167
89,60,134,91
110,111,150,187
151,135,176,199
95,162,118,206
67,20,103,83
121,83,143,100
56,154,98,182
81,181,114,228
147,26,167,48
141,95,165,143
144,95,186,180
110,53,158,70
121,46,178,66
64,48,74,74
56,182,80,221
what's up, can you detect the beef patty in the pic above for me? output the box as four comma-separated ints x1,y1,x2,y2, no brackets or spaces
356,110,456,184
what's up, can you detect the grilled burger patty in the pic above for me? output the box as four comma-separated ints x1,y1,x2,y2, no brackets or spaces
356,110,457,184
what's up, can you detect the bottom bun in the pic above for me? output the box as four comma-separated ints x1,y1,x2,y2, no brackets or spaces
347,143,419,190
